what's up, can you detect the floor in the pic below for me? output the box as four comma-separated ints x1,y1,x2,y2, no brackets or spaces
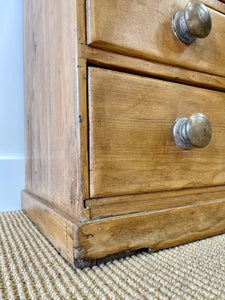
0,210,225,299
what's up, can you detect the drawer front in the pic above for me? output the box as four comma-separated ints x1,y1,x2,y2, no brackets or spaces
89,67,225,198
87,0,225,77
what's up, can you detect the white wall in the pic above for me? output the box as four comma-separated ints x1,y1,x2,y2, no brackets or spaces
0,0,24,211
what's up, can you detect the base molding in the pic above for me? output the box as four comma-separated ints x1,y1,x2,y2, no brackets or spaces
86,185,225,219
21,190,76,265
22,190,225,268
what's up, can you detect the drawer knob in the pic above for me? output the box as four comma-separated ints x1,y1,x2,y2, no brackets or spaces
173,113,212,149
172,0,212,44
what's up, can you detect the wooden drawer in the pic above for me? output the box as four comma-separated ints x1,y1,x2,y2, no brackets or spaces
89,67,225,198
87,0,225,77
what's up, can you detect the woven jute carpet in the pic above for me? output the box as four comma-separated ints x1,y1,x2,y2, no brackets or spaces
0,211,225,299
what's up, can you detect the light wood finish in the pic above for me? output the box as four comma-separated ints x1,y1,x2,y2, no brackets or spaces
82,46,225,92
87,0,225,77
23,0,225,267
89,67,225,198
79,198,225,260
23,0,89,219
22,190,225,262
204,0,225,13
21,190,75,265
86,185,225,219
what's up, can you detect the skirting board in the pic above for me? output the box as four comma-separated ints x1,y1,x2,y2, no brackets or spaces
21,190,225,268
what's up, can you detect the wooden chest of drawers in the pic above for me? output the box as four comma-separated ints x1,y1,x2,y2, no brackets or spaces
22,0,225,268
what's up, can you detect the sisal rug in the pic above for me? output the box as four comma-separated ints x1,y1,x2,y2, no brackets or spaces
0,211,225,299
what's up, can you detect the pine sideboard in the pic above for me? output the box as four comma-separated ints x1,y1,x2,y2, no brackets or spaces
22,0,225,268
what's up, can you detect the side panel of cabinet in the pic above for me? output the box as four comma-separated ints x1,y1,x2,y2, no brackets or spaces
23,0,89,218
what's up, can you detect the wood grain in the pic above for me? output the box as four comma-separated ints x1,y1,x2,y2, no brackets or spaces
23,0,225,266
89,67,225,198
204,0,225,13
23,0,89,219
87,0,225,77
86,185,225,219
83,46,225,92
21,190,76,265
21,190,225,263
78,198,225,260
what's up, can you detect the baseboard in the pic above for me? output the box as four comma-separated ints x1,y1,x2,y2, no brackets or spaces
22,190,225,268
21,190,76,265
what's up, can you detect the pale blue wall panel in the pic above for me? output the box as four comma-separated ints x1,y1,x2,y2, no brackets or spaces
0,159,24,211
0,0,24,211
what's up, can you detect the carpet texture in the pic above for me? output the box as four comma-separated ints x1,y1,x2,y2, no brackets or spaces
0,211,225,299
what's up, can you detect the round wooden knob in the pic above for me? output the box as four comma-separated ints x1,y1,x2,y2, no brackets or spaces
172,0,212,44
173,113,212,149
